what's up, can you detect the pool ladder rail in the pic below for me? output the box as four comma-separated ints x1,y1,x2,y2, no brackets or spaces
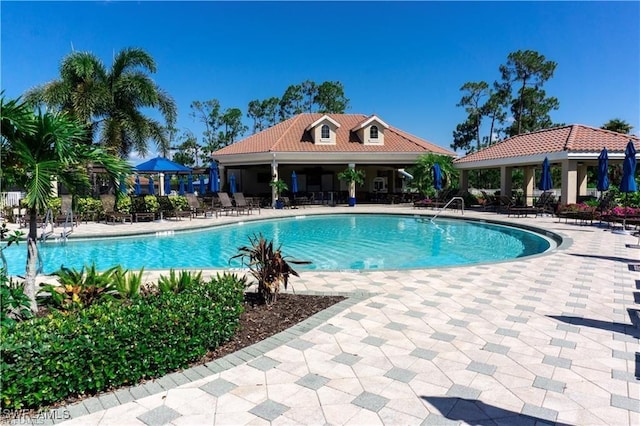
430,197,465,222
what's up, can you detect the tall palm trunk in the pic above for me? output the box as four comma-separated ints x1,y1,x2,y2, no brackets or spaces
24,208,39,313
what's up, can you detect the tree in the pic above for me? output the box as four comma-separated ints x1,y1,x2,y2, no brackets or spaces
218,108,248,147
455,81,489,151
300,80,317,113
602,118,633,134
25,48,176,158
315,81,349,113
451,119,477,153
279,84,304,121
190,99,221,151
407,154,458,197
247,99,266,133
172,130,199,167
1,95,131,312
499,50,558,136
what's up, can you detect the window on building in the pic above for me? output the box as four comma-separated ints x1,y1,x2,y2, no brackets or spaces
370,125,379,139
321,124,330,139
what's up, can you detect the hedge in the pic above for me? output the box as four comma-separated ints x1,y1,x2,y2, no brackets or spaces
1,273,245,409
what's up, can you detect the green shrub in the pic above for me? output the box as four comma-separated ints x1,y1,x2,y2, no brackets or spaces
0,270,33,327
1,273,245,409
169,195,189,211
112,266,144,299
144,195,160,213
158,269,203,294
115,195,132,213
76,197,102,219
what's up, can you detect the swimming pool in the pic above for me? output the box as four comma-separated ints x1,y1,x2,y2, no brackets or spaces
4,214,554,275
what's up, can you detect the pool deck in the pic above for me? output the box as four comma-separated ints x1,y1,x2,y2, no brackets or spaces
7,205,639,425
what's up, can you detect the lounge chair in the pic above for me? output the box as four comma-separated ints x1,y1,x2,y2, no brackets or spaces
55,194,78,227
185,193,215,218
496,195,515,214
217,192,245,215
100,194,133,224
534,191,556,215
233,192,259,214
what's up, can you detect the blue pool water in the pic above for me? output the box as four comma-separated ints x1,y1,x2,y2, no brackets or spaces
4,214,553,275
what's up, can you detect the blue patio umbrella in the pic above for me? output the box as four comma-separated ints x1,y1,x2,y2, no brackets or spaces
134,175,141,196
596,148,609,192
119,175,127,194
229,174,237,194
135,157,192,174
291,171,299,194
178,177,185,195
619,140,637,193
164,174,172,195
209,162,220,193
538,157,553,191
199,175,206,194
432,163,443,191
148,176,155,195
187,174,194,194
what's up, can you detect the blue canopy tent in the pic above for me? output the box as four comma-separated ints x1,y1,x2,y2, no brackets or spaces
187,174,194,194
178,177,185,195
229,174,237,194
538,157,553,191
135,157,192,196
209,162,220,193
134,175,142,196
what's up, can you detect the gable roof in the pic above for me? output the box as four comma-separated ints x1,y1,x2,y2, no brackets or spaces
352,114,389,130
213,113,454,157
455,124,639,165
306,114,341,131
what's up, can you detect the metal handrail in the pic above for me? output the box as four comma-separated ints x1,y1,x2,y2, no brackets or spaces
430,197,465,222
39,208,54,242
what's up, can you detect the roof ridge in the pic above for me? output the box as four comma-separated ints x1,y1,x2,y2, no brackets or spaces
389,126,455,155
271,114,306,152
564,124,578,150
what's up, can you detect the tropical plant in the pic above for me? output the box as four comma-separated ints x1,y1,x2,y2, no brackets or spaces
116,195,132,213
38,263,119,311
269,179,289,199
169,195,189,211
144,195,160,213
24,48,177,157
1,94,131,312
230,233,311,304
0,271,33,327
112,266,145,299
601,118,633,134
407,154,458,197
157,269,203,294
338,167,365,206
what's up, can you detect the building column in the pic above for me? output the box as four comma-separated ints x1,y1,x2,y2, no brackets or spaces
348,163,356,207
459,170,469,193
271,156,278,208
500,166,513,197
218,165,225,193
159,173,165,196
577,163,588,200
560,159,578,205
523,166,534,206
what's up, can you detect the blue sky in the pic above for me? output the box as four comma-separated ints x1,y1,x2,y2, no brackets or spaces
2,1,639,162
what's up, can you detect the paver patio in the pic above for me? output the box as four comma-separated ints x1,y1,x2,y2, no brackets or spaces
8,205,638,425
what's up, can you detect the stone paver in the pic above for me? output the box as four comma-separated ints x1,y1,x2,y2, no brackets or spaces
33,206,638,426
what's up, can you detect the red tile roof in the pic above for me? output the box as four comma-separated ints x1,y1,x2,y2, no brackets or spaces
455,124,640,164
213,113,454,156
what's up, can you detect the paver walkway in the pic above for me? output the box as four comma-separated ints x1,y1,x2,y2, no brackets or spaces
9,206,639,425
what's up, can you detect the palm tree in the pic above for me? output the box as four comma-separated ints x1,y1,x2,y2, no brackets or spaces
408,154,458,197
25,48,177,158
1,95,131,312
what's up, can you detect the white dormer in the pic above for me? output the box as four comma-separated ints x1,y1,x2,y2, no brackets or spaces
352,115,389,145
306,115,340,145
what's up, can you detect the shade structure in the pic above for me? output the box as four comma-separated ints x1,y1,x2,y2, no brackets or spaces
432,163,442,191
134,175,141,196
164,174,172,195
619,140,637,193
291,171,298,193
178,177,185,195
187,174,194,194
229,174,237,194
199,175,206,194
135,157,192,174
148,176,155,195
596,148,609,192
209,162,220,193
538,157,553,191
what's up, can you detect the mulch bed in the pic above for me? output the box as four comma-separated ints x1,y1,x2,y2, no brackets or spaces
201,292,346,362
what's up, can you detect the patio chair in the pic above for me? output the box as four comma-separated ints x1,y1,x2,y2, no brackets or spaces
55,194,78,228
233,192,259,214
185,193,214,218
217,192,245,215
496,195,515,214
100,194,133,224
534,191,556,215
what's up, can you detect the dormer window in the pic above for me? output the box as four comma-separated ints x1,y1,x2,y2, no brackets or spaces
352,115,389,146
370,126,379,139
321,124,330,139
